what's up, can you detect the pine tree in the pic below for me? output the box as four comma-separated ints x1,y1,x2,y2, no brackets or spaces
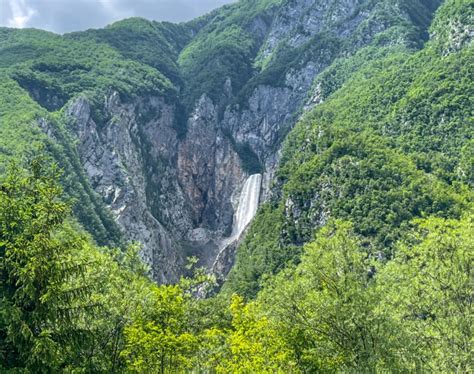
0,157,100,371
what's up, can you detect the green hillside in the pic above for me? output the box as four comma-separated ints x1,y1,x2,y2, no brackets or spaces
0,0,472,372
226,0,473,298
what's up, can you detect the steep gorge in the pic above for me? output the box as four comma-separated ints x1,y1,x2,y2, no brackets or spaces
0,0,448,283
1,0,472,371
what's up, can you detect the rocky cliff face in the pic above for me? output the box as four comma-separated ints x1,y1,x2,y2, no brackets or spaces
66,93,189,282
61,0,441,283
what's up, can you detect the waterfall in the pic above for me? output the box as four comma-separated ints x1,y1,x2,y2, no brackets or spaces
233,173,262,238
212,174,262,270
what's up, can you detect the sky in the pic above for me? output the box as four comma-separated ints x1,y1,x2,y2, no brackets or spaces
0,0,236,34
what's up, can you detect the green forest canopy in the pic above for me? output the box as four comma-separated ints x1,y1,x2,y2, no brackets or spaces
0,0,472,371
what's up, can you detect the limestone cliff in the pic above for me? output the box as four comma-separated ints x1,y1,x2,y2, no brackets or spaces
58,0,442,282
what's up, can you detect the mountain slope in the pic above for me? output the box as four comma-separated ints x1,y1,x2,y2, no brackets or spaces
0,0,472,372
0,0,463,283
225,0,473,297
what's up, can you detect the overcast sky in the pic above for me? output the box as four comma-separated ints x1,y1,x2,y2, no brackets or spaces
0,0,236,34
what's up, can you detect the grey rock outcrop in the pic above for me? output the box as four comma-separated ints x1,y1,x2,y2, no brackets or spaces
66,93,189,282
61,0,434,283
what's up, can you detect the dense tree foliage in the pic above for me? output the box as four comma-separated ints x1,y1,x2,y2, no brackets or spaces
0,159,211,372
0,0,472,371
226,0,473,297
256,217,473,372
0,158,106,370
1,158,470,372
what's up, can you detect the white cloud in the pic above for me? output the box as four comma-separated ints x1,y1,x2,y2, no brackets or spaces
7,0,36,28
1,0,235,33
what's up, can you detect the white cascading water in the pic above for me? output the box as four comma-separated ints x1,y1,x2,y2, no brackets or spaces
213,174,262,268
233,173,262,237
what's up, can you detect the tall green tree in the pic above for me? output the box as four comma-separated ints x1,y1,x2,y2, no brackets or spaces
0,157,146,372
377,214,474,372
201,294,297,373
0,157,101,370
257,221,407,372
121,284,199,373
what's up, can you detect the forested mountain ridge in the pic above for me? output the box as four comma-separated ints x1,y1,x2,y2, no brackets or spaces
0,0,472,371
225,0,473,297
0,0,450,282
